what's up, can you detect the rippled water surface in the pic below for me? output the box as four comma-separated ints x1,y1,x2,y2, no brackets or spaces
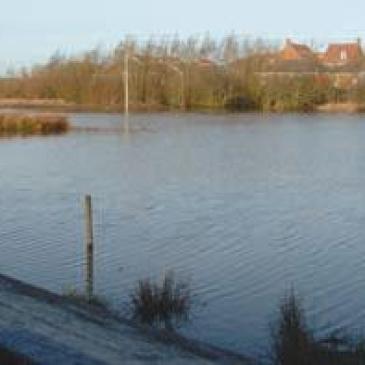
1,112,365,356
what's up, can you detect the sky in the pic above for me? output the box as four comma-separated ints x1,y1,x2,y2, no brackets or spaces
1,0,365,73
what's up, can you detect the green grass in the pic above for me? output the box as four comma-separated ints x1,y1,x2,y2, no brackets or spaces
0,113,69,136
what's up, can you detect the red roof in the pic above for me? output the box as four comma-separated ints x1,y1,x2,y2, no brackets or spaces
280,39,315,61
322,43,363,64
289,42,313,58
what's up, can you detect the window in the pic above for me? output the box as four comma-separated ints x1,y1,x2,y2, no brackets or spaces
340,50,348,61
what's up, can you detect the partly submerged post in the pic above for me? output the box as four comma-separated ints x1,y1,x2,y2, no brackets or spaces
84,195,94,302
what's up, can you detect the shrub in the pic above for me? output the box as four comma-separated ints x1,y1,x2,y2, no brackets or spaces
0,113,69,136
271,291,315,365
130,271,191,330
271,291,365,365
225,96,257,111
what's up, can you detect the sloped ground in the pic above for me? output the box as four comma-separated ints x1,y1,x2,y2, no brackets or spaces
0,274,253,365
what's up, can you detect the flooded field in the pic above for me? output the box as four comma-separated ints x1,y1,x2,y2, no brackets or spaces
1,112,365,356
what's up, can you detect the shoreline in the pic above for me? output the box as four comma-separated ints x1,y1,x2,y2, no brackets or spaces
1,101,365,115
0,273,254,365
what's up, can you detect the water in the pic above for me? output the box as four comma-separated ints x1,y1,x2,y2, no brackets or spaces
1,112,365,357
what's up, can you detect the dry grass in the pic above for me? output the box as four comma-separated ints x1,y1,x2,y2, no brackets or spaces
130,271,191,330
0,113,69,136
0,98,70,107
271,291,365,365
316,102,365,113
271,291,314,365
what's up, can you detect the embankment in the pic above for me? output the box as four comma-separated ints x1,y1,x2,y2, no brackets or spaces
0,273,255,365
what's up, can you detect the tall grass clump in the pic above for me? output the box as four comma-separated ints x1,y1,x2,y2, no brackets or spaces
0,113,69,136
271,291,314,365
130,271,191,330
271,291,365,365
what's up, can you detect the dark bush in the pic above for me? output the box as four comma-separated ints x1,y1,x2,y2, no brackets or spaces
0,113,69,136
225,96,256,111
271,291,365,365
271,291,314,365
130,271,191,330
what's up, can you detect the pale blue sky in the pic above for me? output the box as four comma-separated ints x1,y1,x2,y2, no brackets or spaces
1,0,364,73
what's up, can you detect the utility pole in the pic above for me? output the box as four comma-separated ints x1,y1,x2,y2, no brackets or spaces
124,51,129,116
124,51,142,117
165,62,185,110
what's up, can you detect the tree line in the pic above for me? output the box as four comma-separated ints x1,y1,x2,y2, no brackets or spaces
1,35,365,112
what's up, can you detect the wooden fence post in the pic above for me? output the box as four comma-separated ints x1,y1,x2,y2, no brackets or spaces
84,194,94,302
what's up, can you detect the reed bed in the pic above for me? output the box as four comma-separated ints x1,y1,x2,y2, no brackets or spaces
0,113,69,136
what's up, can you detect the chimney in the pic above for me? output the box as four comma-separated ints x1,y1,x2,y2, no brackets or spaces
357,38,363,55
285,38,292,47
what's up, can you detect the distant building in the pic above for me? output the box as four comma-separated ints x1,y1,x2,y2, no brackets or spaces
256,38,365,90
280,39,316,62
322,40,363,67
278,39,364,67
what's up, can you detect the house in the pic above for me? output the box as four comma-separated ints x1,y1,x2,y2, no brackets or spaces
279,39,316,61
256,38,365,92
321,40,363,67
279,39,364,67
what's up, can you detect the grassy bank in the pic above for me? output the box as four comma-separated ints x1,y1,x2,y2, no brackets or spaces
3,97,365,114
0,113,69,136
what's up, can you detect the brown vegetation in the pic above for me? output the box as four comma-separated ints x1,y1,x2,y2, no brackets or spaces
316,102,365,113
0,35,275,111
0,113,69,136
0,98,71,107
130,271,191,330
2,35,365,113
271,291,365,365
